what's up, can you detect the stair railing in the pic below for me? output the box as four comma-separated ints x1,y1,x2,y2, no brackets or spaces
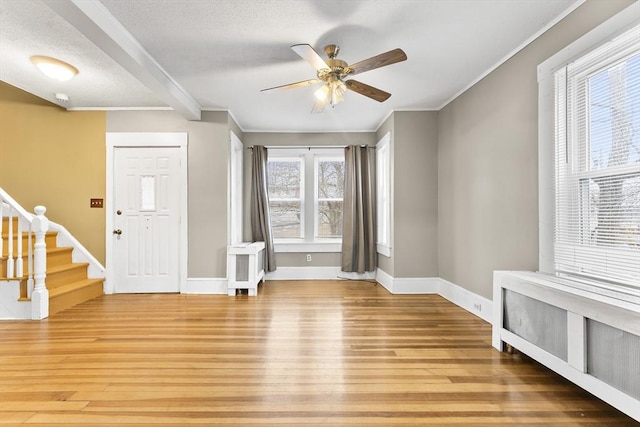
1,188,49,318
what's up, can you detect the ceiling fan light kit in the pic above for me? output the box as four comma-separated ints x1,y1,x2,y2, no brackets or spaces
262,44,407,113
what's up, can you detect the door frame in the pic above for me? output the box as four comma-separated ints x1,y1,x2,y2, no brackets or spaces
105,132,188,294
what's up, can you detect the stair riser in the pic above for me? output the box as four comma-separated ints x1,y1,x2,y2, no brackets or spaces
49,281,103,315
45,265,89,290
45,249,74,268
1,233,58,253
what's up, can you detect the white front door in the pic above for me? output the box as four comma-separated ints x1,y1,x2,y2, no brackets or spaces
113,147,181,293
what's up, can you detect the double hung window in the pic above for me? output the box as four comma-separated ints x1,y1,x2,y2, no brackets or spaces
554,24,640,289
267,148,345,249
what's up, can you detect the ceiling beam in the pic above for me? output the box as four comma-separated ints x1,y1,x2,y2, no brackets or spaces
43,0,201,120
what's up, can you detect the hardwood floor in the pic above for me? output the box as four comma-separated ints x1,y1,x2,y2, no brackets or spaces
0,280,637,426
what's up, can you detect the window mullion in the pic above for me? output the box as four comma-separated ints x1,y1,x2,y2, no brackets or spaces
305,152,314,242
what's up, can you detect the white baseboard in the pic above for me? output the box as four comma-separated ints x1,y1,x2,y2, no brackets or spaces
183,270,493,323
375,268,394,293
266,266,342,281
336,271,376,281
375,269,492,323
375,268,440,294
437,278,493,323
183,278,228,294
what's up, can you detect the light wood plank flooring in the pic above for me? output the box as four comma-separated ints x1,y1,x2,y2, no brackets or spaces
0,280,637,426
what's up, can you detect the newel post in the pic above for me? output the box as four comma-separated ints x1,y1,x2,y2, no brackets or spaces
31,205,49,320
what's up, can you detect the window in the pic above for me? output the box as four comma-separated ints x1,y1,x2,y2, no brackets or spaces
267,156,304,239
267,148,345,250
553,24,640,289
315,156,344,238
376,132,391,256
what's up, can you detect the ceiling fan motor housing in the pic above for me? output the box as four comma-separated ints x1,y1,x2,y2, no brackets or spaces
317,45,353,82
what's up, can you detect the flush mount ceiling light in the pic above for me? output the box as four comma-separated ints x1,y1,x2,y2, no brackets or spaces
30,55,78,81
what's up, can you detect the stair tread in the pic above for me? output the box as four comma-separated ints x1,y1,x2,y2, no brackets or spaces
48,278,104,298
47,262,89,274
0,261,90,280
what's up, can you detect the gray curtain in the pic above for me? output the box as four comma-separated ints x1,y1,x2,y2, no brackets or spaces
341,146,376,273
250,145,276,272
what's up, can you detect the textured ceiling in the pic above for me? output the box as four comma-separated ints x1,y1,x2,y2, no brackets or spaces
0,0,581,132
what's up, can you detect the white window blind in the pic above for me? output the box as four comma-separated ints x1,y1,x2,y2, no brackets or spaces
554,24,640,289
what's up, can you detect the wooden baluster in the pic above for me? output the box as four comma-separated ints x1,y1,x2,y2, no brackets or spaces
27,225,34,299
16,216,23,277
31,205,49,320
7,210,14,278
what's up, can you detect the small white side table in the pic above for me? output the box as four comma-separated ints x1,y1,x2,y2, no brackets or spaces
227,241,265,296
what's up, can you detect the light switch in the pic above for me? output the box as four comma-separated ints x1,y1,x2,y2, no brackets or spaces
90,198,103,208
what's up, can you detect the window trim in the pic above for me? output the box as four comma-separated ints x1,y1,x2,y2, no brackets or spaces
376,132,392,257
538,4,639,290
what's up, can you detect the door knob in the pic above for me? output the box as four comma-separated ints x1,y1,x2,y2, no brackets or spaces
113,229,123,235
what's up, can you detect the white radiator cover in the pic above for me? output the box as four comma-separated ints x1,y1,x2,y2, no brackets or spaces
493,271,640,422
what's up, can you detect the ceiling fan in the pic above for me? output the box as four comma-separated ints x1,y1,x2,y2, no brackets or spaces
261,44,407,113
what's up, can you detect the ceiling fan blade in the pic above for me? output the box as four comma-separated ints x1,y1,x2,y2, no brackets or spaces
311,95,328,114
348,48,407,75
345,80,391,102
261,79,321,92
291,44,330,71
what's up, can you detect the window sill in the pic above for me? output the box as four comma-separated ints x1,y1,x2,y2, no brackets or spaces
274,240,342,253
377,244,391,257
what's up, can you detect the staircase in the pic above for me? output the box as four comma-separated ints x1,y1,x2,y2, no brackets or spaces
1,189,105,319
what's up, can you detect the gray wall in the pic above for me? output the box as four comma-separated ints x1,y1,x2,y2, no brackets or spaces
107,110,238,278
243,132,376,268
375,112,439,278
437,0,634,299
394,112,439,278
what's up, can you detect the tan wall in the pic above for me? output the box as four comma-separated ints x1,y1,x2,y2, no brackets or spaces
106,110,233,278
437,0,635,299
0,82,107,264
243,132,377,268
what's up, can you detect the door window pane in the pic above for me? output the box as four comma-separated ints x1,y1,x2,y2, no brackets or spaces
140,175,155,211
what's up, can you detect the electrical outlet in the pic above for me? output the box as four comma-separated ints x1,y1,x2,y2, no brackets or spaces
306,254,312,262
473,303,482,312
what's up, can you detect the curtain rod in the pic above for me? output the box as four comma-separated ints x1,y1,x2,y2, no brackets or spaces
247,145,374,150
